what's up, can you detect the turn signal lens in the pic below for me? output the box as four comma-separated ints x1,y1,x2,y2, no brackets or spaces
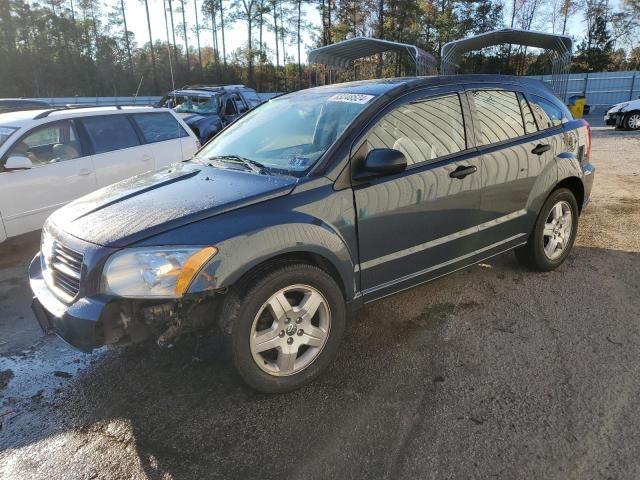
175,246,218,295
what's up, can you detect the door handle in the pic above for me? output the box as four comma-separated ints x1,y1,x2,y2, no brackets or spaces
77,168,92,176
531,144,551,155
449,165,477,179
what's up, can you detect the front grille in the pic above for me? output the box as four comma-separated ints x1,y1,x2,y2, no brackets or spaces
44,236,83,301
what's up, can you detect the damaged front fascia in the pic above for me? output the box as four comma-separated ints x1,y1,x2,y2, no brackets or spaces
96,289,226,349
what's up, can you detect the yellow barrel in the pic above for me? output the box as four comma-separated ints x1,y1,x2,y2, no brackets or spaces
568,95,586,118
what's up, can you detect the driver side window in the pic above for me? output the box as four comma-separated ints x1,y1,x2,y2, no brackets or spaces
9,121,82,166
366,93,467,167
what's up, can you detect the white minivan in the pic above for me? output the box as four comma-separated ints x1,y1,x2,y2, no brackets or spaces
0,106,199,242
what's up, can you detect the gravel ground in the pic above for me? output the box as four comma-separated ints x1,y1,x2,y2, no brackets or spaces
1,115,639,480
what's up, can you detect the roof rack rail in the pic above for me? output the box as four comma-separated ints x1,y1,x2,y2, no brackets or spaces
179,84,247,91
33,103,157,120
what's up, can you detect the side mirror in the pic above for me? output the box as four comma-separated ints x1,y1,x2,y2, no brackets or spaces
354,148,407,180
5,155,33,170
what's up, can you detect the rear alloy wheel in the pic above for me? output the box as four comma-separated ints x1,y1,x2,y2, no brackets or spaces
624,112,640,130
542,200,573,261
221,263,346,393
515,188,579,271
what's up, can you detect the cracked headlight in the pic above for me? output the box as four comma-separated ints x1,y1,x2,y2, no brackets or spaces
103,246,217,298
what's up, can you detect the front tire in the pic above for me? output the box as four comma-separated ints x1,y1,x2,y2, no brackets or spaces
623,112,640,130
515,188,579,271
221,263,346,393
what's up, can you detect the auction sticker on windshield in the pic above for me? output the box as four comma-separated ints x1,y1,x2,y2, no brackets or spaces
328,93,375,104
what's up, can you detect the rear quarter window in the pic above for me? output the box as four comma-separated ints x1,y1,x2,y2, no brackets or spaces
527,94,569,129
132,112,190,143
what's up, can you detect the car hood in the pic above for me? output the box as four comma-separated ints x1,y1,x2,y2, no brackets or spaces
608,99,640,113
47,162,297,247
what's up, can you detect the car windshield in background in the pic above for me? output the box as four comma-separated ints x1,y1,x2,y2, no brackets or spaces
162,95,219,115
0,126,18,149
194,92,376,175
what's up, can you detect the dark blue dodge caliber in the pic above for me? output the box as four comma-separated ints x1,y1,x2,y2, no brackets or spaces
30,75,594,392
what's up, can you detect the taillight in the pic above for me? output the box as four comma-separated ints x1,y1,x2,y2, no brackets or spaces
585,123,591,158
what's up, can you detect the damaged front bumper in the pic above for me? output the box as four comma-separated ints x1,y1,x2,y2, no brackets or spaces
29,253,220,352
604,111,623,127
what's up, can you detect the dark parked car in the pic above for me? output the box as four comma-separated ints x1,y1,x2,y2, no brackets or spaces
159,85,263,143
30,75,594,392
0,98,50,112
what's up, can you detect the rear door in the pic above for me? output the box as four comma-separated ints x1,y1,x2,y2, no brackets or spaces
0,119,97,237
467,87,557,245
130,111,195,166
79,114,153,188
353,88,484,299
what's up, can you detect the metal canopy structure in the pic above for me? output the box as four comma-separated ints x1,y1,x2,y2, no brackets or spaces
308,37,437,83
441,29,573,100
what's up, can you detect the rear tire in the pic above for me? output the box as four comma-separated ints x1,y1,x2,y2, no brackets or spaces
220,263,346,393
515,188,579,271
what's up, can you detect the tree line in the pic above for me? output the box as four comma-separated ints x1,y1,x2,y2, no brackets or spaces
0,0,639,97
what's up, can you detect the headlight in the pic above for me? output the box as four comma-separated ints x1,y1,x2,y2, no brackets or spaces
103,246,217,298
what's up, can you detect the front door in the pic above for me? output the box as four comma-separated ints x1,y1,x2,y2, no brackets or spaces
0,120,97,237
353,90,484,300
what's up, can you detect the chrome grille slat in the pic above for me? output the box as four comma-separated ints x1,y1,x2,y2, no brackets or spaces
55,274,80,296
43,234,83,301
51,261,81,280
53,249,82,268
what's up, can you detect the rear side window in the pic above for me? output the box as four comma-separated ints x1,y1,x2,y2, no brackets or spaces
527,95,567,129
471,90,525,145
132,112,189,143
366,93,467,167
81,115,140,154
233,93,249,113
241,90,262,107
518,93,538,134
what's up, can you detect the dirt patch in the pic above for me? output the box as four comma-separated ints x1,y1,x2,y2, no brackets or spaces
0,369,14,390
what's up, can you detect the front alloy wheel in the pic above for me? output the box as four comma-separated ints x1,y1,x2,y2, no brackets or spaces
221,263,346,393
624,112,640,130
250,285,331,376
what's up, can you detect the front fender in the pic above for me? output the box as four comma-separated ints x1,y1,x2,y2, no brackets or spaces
188,221,357,301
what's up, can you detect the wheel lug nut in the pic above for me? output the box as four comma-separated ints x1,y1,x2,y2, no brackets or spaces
279,330,285,337
297,329,304,336
287,337,293,345
285,318,290,324
296,317,302,324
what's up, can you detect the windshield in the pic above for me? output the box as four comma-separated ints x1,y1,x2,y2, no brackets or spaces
0,126,18,149
161,94,219,115
194,92,375,175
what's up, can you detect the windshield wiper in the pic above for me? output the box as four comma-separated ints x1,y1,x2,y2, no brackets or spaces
208,155,272,175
